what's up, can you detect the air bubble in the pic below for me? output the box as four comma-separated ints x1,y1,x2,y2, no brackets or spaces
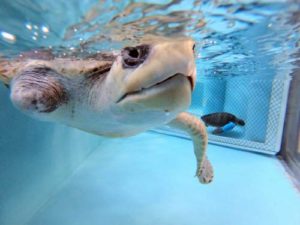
1,31,16,43
41,26,49,33
25,23,32,30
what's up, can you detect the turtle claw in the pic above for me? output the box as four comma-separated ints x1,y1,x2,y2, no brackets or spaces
196,158,214,184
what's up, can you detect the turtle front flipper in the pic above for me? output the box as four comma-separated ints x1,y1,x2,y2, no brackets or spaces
10,67,68,114
212,127,223,135
212,122,236,135
168,112,214,184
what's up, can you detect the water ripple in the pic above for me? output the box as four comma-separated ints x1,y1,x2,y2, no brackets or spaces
0,0,299,78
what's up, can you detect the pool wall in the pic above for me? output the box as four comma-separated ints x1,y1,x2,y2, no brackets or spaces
0,85,103,225
281,69,300,182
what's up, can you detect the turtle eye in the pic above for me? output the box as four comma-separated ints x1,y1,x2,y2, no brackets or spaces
127,47,139,58
192,44,196,52
122,45,150,68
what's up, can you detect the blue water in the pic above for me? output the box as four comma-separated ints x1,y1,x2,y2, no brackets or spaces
1,0,298,145
0,1,300,225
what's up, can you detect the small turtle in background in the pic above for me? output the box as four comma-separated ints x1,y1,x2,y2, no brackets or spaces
201,112,245,135
0,37,213,184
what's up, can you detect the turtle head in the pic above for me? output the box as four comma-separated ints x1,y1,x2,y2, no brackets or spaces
100,37,197,135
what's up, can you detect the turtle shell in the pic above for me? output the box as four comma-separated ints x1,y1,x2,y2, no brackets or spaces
0,49,116,85
201,112,238,127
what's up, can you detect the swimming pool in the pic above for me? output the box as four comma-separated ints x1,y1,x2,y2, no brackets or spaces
0,1,300,225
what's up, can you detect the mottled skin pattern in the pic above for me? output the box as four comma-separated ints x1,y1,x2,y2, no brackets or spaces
0,37,213,184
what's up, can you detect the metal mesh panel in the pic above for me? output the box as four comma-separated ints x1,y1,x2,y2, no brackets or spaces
156,76,291,155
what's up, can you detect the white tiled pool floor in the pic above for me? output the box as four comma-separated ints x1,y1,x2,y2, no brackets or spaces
28,132,300,225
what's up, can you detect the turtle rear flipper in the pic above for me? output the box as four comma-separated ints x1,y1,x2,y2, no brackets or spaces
10,67,68,114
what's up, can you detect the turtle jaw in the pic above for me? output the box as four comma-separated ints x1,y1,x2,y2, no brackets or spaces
116,73,193,104
115,73,192,115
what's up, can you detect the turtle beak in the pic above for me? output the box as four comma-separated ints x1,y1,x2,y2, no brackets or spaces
188,76,194,90
122,38,196,94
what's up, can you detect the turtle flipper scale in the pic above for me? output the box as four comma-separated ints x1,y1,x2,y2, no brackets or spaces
168,112,214,184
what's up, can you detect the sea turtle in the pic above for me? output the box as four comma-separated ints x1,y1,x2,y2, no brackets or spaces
201,112,245,134
0,37,213,184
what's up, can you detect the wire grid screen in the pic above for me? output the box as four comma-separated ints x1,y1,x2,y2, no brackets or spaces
156,76,291,155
